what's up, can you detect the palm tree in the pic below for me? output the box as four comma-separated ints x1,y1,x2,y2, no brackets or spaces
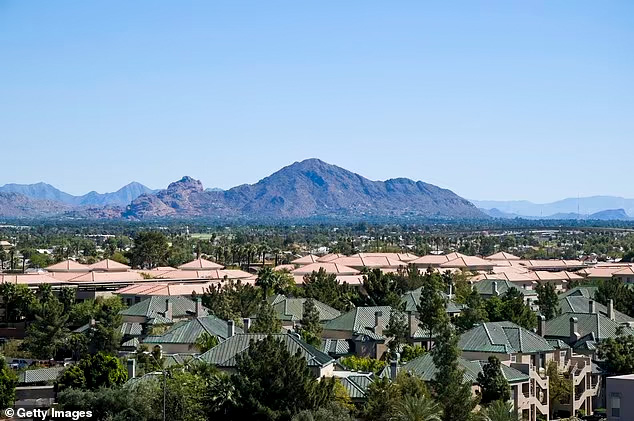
477,400,519,421
391,395,442,421
256,267,279,298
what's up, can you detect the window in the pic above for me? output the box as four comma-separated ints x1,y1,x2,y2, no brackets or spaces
611,393,621,418
135,296,141,303
510,355,517,363
560,351,567,360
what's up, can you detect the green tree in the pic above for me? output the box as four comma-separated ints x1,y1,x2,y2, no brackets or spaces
292,403,354,421
0,357,17,410
476,356,510,406
477,400,518,421
595,279,634,316
400,344,425,363
251,301,282,334
432,319,477,421
597,326,634,374
340,355,387,374
385,308,409,359
231,336,336,420
23,297,70,359
58,287,77,312
359,268,402,307
0,283,35,322
195,332,219,353
302,269,358,312
256,267,281,298
499,289,536,330
417,269,447,349
392,395,442,421
129,231,169,269
546,361,571,419
364,372,430,421
299,298,322,347
57,352,128,391
536,282,560,320
455,288,488,332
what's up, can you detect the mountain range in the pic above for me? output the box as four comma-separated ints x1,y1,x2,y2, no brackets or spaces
0,159,484,220
473,197,634,220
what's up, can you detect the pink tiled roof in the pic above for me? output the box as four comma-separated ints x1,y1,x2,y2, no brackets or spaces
291,255,319,265
292,274,365,286
351,252,420,262
528,271,583,282
486,252,521,261
439,256,494,269
329,256,406,269
274,264,295,271
45,259,90,272
178,258,224,270
89,259,131,271
115,282,215,297
155,268,253,281
613,267,634,276
0,274,68,286
291,262,360,276
64,271,145,283
316,253,345,262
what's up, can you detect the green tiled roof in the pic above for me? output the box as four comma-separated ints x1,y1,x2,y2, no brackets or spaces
144,315,243,345
557,296,633,324
18,366,65,384
269,294,341,322
164,354,194,368
337,374,374,399
197,333,334,368
546,339,570,350
322,305,392,333
459,322,554,354
120,296,207,319
402,354,528,385
473,279,536,297
122,337,139,348
120,322,143,336
559,287,598,299
545,312,634,344
321,339,352,356
401,289,464,314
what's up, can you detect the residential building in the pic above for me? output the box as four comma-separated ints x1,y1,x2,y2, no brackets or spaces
119,296,208,325
265,294,341,329
400,287,464,317
472,279,538,308
606,374,634,421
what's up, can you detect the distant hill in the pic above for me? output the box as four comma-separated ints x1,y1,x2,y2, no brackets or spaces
0,192,71,218
0,181,156,207
472,196,634,218
481,206,631,221
124,159,485,220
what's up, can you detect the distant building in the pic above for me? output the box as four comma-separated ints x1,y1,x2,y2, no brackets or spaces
606,374,634,421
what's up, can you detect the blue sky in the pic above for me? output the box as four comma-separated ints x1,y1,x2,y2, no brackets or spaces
1,1,632,202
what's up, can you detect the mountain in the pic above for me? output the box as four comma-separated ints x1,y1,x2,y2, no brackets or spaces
481,206,630,221
0,192,71,218
0,181,156,207
125,159,485,220
472,196,634,218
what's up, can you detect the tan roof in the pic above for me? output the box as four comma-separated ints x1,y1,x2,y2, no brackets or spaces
178,258,224,270
291,262,360,276
440,256,494,269
45,259,90,273
579,267,622,279
64,271,145,283
89,259,131,271
486,252,521,260
292,274,365,286
329,256,405,269
613,267,634,276
274,264,295,271
522,260,585,269
316,253,345,262
155,269,252,281
0,274,69,286
351,252,420,262
409,252,467,267
291,255,319,265
528,271,583,282
115,282,214,297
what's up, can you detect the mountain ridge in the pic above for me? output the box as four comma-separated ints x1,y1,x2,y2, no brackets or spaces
472,196,634,218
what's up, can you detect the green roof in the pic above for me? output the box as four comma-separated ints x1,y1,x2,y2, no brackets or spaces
269,294,341,322
402,353,529,384
459,322,554,354
197,333,334,368
120,322,143,336
144,315,243,345
337,374,374,399
321,339,352,356
18,366,65,385
559,286,598,299
120,296,207,320
473,279,536,297
558,296,633,324
400,289,464,314
164,354,194,368
545,312,634,345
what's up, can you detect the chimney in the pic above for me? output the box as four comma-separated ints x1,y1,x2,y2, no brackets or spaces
390,357,400,380
492,281,499,296
407,311,417,338
537,315,545,337
195,298,203,317
90,318,96,328
608,299,615,321
589,300,596,314
374,311,383,336
165,299,173,320
227,320,235,338
570,317,580,343
243,318,251,333
126,359,136,379
447,283,454,298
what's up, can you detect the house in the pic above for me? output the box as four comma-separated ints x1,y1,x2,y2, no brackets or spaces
116,282,214,305
400,287,464,317
88,259,131,272
472,279,538,307
409,252,467,269
458,322,552,420
606,374,634,421
559,286,598,300
321,306,430,359
143,315,244,354
613,267,634,284
197,333,336,378
290,255,319,265
332,370,375,403
486,252,521,261
350,252,420,263
45,259,90,273
439,256,495,272
265,294,341,328
558,297,633,324
328,256,406,271
119,296,208,325
291,263,360,276
178,258,224,271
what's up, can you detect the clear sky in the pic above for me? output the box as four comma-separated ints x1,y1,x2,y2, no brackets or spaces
1,1,632,202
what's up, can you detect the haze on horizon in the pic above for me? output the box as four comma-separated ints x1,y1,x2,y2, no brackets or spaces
1,1,632,203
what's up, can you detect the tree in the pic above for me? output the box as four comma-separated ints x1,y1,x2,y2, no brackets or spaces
536,282,560,320
417,269,447,349
58,287,77,312
129,231,169,269
57,352,128,391
364,372,430,421
392,395,442,421
23,297,70,359
302,269,358,312
385,308,408,359
597,326,634,374
595,279,634,316
292,403,354,421
477,356,511,406
195,332,219,353
499,289,536,330
455,288,488,332
250,301,282,334
339,355,387,374
400,345,425,363
359,268,402,308
0,283,35,322
0,357,17,410
256,267,281,298
299,298,322,347
546,361,571,419
477,400,518,421
230,336,336,419
432,318,477,421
